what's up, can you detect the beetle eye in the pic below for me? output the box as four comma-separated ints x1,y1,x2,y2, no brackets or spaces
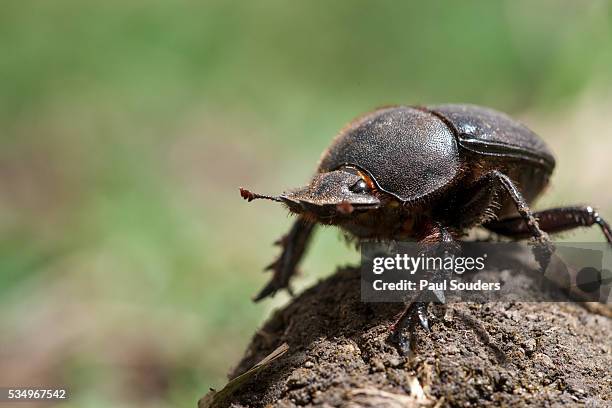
350,179,369,194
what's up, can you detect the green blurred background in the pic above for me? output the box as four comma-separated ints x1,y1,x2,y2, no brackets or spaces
1,1,611,407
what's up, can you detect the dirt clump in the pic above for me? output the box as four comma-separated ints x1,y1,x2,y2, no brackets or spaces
204,266,611,407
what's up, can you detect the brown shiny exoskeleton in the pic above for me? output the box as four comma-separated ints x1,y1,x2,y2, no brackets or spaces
240,104,612,345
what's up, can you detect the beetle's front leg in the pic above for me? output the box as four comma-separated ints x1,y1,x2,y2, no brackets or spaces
389,225,458,354
253,216,316,302
389,301,429,355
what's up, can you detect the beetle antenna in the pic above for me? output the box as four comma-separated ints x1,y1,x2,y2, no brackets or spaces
239,187,282,202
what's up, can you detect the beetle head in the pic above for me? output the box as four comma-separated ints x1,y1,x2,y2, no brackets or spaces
240,167,381,222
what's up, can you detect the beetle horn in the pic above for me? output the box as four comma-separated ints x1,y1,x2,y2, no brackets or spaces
239,187,282,203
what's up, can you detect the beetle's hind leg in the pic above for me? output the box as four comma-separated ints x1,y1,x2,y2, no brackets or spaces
485,205,612,243
253,216,316,302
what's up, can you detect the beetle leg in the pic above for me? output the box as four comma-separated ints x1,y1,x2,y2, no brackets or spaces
391,301,430,332
253,216,316,302
390,225,458,355
478,171,553,270
389,301,429,356
485,206,612,243
488,171,548,239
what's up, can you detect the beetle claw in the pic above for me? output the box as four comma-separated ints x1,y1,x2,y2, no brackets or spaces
529,238,555,272
391,302,430,331
252,280,279,302
416,305,430,331
253,266,295,301
390,327,415,357
257,254,293,300
389,302,431,356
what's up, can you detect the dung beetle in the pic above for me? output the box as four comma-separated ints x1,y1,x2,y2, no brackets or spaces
240,104,612,341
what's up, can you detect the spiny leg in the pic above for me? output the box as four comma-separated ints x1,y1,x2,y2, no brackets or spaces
486,206,612,305
485,205,612,243
390,225,458,354
487,206,612,313
479,171,553,269
389,301,429,355
253,217,316,301
389,171,554,353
